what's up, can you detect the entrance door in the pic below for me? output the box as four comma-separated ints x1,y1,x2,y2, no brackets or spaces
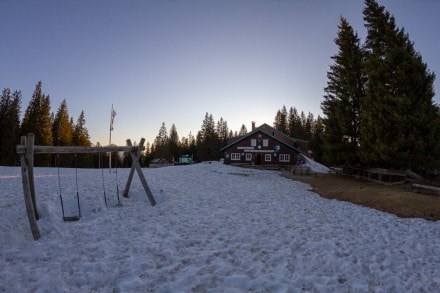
255,153,262,165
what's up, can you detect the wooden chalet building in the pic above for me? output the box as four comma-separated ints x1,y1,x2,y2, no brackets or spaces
220,122,311,166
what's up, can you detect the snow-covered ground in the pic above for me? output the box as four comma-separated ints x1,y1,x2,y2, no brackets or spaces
1,162,439,292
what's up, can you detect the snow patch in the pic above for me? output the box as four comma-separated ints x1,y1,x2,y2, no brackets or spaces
1,162,439,291
300,154,330,173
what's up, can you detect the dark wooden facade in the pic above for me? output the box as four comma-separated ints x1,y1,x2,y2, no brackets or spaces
220,123,308,166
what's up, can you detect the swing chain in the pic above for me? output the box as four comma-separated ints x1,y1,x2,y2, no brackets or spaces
58,151,81,221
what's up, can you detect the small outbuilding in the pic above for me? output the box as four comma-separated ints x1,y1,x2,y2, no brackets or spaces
178,154,193,165
220,122,310,167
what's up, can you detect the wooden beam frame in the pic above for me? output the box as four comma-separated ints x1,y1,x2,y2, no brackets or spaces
123,138,157,206
17,133,156,241
17,145,141,154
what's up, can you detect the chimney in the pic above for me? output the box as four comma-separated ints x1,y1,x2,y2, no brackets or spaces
252,121,256,131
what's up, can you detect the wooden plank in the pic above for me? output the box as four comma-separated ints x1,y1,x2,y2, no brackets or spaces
413,183,440,193
19,136,41,240
26,134,39,220
406,169,424,181
126,139,156,206
17,145,144,154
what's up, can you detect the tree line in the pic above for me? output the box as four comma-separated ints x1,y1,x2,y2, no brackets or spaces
273,106,324,162
0,81,93,167
146,106,324,166
145,113,245,164
321,0,440,174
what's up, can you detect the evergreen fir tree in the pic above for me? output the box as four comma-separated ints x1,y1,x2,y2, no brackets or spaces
168,123,180,162
238,124,247,136
73,111,93,167
52,99,75,166
21,82,53,166
198,113,220,161
321,17,365,166
273,106,288,134
72,111,92,147
216,117,229,147
287,107,304,139
183,131,197,160
312,116,325,162
153,122,169,160
304,112,315,143
299,111,307,139
361,0,439,170
52,99,73,146
0,89,12,164
0,89,21,165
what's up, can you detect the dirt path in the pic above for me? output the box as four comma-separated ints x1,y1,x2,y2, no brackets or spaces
282,172,440,221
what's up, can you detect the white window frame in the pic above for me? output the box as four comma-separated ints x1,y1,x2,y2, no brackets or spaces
251,139,257,147
265,154,271,161
245,153,252,161
231,153,241,161
263,139,269,147
279,154,290,162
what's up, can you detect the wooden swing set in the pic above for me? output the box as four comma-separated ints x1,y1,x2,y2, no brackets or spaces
16,133,156,241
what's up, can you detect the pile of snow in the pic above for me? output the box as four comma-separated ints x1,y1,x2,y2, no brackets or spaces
300,154,330,173
1,162,439,291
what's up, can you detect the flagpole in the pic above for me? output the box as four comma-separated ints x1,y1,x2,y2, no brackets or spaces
109,105,112,173
109,130,112,173
109,104,115,173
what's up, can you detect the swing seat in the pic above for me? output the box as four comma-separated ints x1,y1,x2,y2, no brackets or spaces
63,215,80,222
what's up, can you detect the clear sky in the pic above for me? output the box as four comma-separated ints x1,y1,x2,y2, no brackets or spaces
1,0,439,146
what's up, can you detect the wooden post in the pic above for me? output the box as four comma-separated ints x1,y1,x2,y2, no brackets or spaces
19,136,41,240
125,139,156,206
26,133,39,220
123,138,144,198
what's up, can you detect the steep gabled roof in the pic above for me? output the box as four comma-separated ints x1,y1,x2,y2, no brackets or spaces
220,123,306,153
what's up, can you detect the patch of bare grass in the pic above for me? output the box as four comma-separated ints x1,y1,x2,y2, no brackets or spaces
282,172,440,221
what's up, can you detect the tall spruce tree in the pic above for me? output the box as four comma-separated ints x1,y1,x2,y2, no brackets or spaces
216,117,229,147
153,122,169,160
0,89,21,165
304,112,315,143
361,0,439,170
273,106,288,134
312,116,325,162
72,111,92,147
197,112,220,161
21,82,53,166
322,17,365,166
73,111,93,168
168,123,180,162
52,99,73,146
238,124,248,136
184,131,197,159
287,107,303,139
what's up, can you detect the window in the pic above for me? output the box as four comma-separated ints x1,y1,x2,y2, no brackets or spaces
263,139,269,147
246,153,252,161
251,139,257,147
265,154,271,161
279,154,290,162
231,153,241,160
